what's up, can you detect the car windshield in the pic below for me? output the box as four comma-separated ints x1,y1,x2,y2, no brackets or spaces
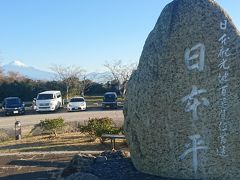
5,98,21,106
104,94,116,101
37,94,53,100
70,98,84,102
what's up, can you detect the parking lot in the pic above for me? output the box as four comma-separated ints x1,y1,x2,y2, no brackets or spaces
0,107,124,130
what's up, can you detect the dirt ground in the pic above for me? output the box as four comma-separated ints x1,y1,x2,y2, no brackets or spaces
0,132,127,153
0,132,128,179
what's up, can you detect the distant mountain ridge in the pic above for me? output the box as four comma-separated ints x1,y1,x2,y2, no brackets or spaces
3,60,55,80
2,60,111,83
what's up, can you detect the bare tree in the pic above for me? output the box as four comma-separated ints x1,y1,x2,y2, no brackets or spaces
50,64,86,100
104,60,137,96
6,71,27,82
80,75,94,96
0,65,4,83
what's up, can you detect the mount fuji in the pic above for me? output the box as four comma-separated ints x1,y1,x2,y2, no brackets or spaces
2,60,111,83
3,60,55,80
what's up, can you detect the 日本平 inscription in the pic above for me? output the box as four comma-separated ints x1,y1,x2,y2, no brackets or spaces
180,43,209,174
217,19,231,157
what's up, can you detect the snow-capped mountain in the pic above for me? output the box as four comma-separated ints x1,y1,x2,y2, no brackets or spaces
12,60,28,67
2,60,112,83
3,60,55,80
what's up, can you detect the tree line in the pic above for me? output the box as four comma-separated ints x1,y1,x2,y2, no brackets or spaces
0,60,137,102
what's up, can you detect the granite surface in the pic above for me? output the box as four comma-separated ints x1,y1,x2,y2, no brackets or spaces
124,0,240,179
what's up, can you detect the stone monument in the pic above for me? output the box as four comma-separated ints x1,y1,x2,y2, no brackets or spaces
124,0,240,179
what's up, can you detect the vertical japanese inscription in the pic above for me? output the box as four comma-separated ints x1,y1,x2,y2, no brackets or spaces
217,20,231,157
179,43,209,174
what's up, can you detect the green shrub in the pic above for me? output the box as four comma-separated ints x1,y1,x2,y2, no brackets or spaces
32,117,65,137
79,117,122,141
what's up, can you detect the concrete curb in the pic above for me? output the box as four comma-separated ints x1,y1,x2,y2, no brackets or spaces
0,151,104,156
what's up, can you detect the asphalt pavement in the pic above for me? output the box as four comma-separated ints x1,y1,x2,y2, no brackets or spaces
0,107,124,130
0,152,79,180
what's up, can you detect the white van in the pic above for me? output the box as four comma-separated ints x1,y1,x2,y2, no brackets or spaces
36,91,62,112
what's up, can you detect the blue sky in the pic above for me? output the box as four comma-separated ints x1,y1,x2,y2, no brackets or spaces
0,0,239,73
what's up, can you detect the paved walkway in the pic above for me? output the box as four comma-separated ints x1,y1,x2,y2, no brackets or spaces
0,151,103,180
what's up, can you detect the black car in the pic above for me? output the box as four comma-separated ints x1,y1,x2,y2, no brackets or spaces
102,92,118,109
2,97,25,116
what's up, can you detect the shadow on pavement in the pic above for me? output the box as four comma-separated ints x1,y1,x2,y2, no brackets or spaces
0,170,58,180
8,159,66,168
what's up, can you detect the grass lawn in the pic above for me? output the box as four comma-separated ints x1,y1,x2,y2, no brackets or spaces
0,132,128,153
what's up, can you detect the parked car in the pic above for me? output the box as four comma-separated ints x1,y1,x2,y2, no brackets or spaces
36,91,62,112
102,92,118,109
67,97,86,111
2,97,25,116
